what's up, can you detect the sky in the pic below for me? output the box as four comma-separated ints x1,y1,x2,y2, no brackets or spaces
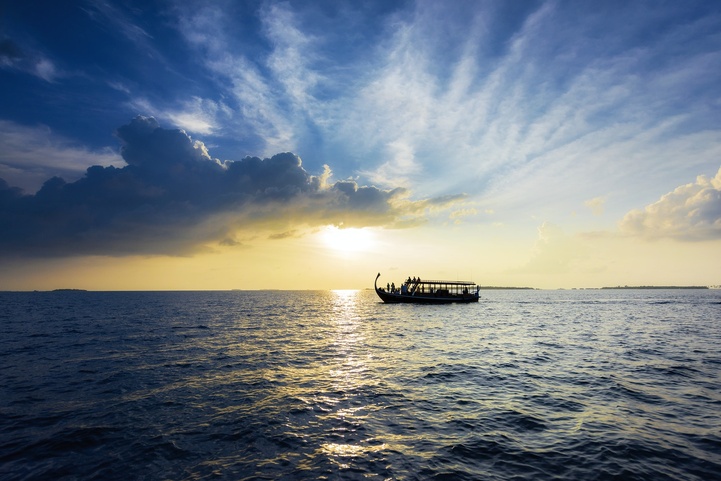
1,0,721,290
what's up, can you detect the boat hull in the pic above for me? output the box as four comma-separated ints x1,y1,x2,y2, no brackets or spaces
375,289,479,304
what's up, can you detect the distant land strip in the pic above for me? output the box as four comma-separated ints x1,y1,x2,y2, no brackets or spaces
601,286,709,290
479,286,536,290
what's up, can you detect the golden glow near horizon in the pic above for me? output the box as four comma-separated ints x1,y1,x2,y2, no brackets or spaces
0,222,720,291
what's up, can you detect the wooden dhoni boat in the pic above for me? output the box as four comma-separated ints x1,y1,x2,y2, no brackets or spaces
374,273,480,304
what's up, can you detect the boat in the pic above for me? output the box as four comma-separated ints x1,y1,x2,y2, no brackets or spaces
374,273,480,304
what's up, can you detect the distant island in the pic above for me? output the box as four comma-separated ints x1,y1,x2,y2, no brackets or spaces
51,288,89,292
601,286,708,290
479,286,536,290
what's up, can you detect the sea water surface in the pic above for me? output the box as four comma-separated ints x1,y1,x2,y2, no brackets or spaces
1,289,720,480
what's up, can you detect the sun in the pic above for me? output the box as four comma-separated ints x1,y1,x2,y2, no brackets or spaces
321,226,375,255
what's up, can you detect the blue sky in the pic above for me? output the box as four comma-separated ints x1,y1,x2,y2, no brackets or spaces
1,0,721,289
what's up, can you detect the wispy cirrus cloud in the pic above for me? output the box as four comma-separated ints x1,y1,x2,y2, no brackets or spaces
262,2,322,113
128,96,230,136
0,37,60,82
172,2,309,155
330,1,721,212
82,0,155,52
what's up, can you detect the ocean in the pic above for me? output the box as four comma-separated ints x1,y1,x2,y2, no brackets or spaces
1,288,720,480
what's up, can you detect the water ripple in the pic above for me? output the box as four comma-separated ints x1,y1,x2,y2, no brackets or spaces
1,289,720,480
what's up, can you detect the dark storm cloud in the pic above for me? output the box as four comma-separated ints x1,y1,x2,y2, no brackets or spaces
0,116,456,257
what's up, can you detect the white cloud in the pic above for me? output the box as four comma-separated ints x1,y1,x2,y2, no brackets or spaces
85,1,154,48
262,2,321,111
584,196,606,216
0,37,61,82
173,4,305,155
108,81,131,94
128,96,227,136
216,54,297,153
166,97,227,135
33,58,58,82
620,166,721,241
362,139,420,188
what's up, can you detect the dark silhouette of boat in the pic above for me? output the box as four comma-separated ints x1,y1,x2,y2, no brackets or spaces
374,273,480,304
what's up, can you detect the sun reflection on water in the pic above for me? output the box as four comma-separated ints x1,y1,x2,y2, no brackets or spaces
321,290,379,465
319,442,388,469
329,289,366,383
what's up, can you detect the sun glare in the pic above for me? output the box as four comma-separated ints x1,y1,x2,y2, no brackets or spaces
321,226,374,255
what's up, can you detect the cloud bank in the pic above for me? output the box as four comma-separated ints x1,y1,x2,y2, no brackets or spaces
0,117,461,257
620,166,721,241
